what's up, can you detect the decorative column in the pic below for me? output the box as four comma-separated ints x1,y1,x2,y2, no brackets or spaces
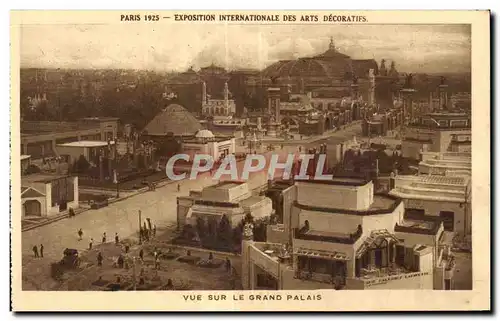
99,153,104,181
438,77,449,111
400,74,417,126
241,222,255,290
370,250,376,268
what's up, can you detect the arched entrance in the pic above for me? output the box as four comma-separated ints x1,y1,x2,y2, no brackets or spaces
24,200,42,216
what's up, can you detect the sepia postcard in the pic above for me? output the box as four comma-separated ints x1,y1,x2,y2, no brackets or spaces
10,10,490,311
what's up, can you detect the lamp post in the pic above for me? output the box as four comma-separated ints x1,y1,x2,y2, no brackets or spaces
138,210,142,245
246,129,261,154
132,256,137,291
113,169,120,198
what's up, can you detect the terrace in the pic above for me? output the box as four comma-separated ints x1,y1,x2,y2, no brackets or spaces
293,194,401,216
394,218,442,235
294,226,363,244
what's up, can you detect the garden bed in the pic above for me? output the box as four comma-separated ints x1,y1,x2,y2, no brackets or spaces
90,200,109,209
196,259,224,269
161,252,180,260
177,255,201,265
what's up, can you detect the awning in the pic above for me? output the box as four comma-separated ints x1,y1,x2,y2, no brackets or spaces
355,229,401,259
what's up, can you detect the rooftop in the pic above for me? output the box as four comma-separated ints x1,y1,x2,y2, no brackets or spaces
395,219,442,235
80,117,120,122
215,181,243,190
295,177,370,187
398,219,437,230
142,104,202,136
304,229,352,239
57,140,115,148
239,195,269,208
21,155,31,161
294,194,401,216
396,175,469,186
21,120,97,135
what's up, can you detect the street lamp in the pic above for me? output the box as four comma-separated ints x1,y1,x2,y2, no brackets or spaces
246,129,262,154
113,169,120,198
113,137,120,198
138,210,142,245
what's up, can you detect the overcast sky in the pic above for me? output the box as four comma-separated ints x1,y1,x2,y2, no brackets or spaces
20,24,471,73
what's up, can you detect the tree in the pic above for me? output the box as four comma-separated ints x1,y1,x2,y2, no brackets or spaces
217,214,233,249
196,216,207,240
137,154,146,170
232,221,244,246
24,164,41,175
252,219,268,242
75,155,90,173
244,213,254,224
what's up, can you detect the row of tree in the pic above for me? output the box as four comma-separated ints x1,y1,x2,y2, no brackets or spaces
178,213,269,253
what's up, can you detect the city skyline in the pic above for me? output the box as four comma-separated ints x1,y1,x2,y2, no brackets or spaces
20,24,471,73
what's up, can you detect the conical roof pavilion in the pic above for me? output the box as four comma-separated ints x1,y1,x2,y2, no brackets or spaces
142,104,202,137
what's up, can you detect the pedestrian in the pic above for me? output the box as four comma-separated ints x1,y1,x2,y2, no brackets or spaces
102,232,106,243
155,257,160,270
225,257,231,272
177,183,181,192
208,252,214,261
115,232,119,245
117,254,124,268
166,278,174,290
153,248,158,260
152,224,156,237
89,238,93,250
40,244,44,258
97,252,103,267
32,245,39,258
139,248,144,261
125,244,130,253
78,228,83,241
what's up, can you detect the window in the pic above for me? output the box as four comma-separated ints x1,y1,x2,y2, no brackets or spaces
450,120,467,128
395,245,405,266
438,120,448,127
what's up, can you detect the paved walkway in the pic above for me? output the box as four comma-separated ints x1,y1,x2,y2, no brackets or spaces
22,174,216,263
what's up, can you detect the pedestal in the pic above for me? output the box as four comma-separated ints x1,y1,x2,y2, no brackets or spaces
267,123,279,138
